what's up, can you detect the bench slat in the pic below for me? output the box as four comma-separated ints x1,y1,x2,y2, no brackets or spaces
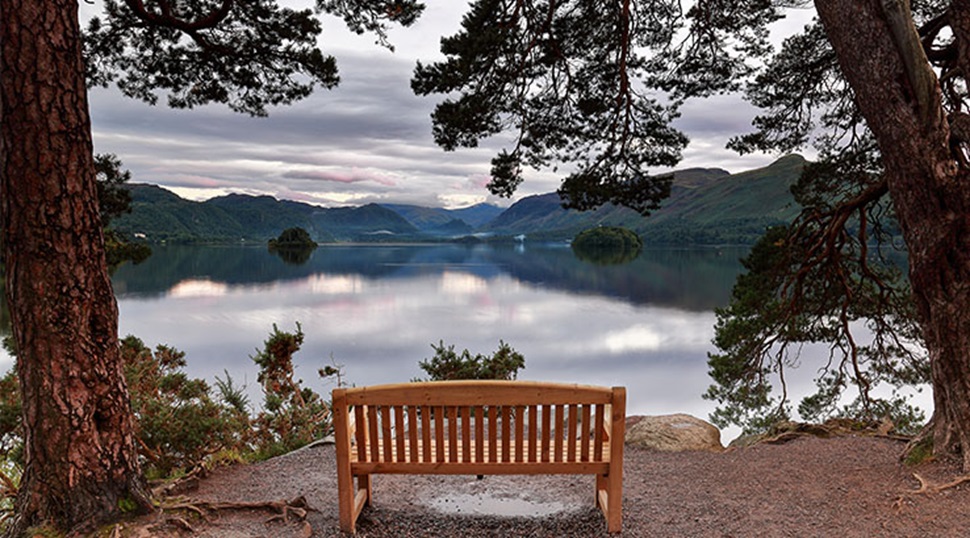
421,405,431,462
554,404,564,463
434,406,445,462
407,406,418,463
350,439,613,464
395,406,406,462
527,405,538,463
354,405,367,463
352,460,611,475
567,404,578,462
594,403,605,462
487,406,497,463
461,406,471,463
340,381,614,406
447,406,458,462
475,406,484,464
380,406,392,462
581,404,591,462
501,406,511,462
367,406,379,463
541,404,552,463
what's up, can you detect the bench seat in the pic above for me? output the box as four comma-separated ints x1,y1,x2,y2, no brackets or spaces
333,380,625,534
349,439,613,475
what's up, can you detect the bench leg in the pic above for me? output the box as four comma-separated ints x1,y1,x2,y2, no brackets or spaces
607,473,622,533
336,469,355,534
334,394,359,533
338,474,372,534
359,474,372,506
596,473,622,533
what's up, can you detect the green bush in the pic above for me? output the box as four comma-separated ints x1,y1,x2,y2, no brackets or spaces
0,370,21,465
0,324,343,485
249,323,336,459
121,336,250,478
417,340,525,381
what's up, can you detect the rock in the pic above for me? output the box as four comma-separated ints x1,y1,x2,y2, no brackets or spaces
625,414,723,452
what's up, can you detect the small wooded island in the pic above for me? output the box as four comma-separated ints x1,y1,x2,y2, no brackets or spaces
571,226,643,265
268,227,318,264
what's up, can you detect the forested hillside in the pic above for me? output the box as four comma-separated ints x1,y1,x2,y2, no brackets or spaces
482,155,805,244
112,155,805,245
113,186,418,242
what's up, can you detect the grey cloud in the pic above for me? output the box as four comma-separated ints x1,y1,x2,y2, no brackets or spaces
88,3,786,208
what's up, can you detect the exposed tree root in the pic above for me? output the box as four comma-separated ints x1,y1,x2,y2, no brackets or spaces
893,472,970,510
909,472,970,495
150,464,208,498
162,494,318,531
759,418,911,445
165,515,196,533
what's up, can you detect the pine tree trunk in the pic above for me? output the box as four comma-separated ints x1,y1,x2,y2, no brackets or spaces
0,1,152,534
815,0,970,468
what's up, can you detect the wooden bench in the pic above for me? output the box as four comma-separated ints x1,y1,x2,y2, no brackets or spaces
332,380,626,534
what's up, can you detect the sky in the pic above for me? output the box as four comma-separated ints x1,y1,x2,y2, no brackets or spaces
84,2,815,209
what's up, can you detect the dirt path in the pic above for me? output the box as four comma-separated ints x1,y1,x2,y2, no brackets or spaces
126,435,970,537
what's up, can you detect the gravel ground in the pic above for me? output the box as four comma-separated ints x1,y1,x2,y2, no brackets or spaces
127,435,970,537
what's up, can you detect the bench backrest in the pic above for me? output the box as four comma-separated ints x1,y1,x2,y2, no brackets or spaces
332,381,625,472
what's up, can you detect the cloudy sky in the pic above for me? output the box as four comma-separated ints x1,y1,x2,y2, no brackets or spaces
85,2,814,209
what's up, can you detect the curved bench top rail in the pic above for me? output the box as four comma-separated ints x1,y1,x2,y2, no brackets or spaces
334,380,619,406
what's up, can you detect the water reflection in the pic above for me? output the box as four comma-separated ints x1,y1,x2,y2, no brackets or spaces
104,245,747,433
111,244,746,311
0,244,752,439
0,243,933,442
269,245,315,265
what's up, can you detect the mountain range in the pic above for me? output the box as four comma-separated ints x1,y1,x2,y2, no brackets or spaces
112,154,806,245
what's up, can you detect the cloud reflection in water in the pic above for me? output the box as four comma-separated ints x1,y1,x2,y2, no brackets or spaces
113,245,734,437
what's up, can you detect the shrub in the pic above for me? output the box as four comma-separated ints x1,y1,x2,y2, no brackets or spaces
417,341,525,381
0,370,21,466
0,325,343,484
250,323,336,459
121,336,250,478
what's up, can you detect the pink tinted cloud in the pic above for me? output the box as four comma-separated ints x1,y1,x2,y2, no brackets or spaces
466,174,492,189
283,168,397,187
164,175,225,189
277,191,323,204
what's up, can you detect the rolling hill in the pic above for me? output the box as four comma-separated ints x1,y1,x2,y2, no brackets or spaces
481,154,805,244
114,186,415,242
111,155,806,245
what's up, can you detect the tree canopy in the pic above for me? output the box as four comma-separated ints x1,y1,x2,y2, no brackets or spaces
84,0,424,116
571,226,643,264
7,0,970,534
2,0,424,534
413,0,970,467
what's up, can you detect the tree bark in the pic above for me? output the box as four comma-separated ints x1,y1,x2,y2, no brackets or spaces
814,0,970,468
0,0,152,535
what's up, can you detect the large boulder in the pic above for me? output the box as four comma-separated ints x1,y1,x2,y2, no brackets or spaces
625,414,723,452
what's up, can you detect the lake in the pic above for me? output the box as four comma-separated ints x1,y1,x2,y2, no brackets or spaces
0,242,932,442
0,243,753,439
107,243,751,436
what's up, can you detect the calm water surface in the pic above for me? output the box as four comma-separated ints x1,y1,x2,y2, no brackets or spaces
107,243,750,435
